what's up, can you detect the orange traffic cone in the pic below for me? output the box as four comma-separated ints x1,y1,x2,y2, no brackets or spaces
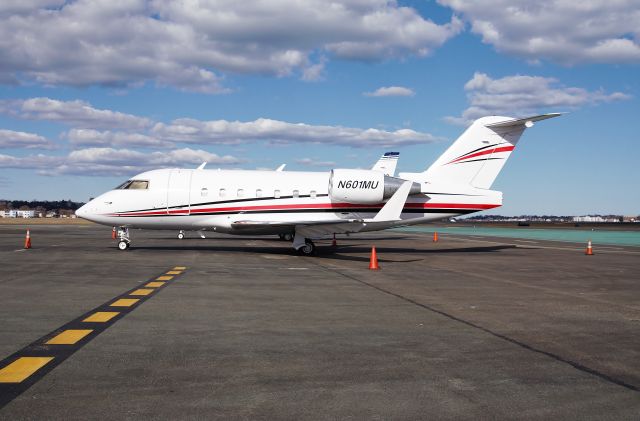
369,247,380,270
433,231,438,242
585,240,593,255
24,229,32,249
331,233,337,247
111,227,117,240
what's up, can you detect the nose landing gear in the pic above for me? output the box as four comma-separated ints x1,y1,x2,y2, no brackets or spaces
116,227,130,250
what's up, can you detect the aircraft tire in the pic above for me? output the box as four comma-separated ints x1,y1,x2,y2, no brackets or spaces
298,239,315,256
177,232,185,239
118,240,129,251
283,233,294,242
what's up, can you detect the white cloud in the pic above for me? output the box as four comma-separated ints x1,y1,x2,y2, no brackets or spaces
66,129,173,148
0,0,461,91
0,98,152,130
438,0,640,64
0,96,440,150
446,72,631,125
151,117,438,147
364,86,415,97
0,147,243,176
295,158,338,167
0,129,55,149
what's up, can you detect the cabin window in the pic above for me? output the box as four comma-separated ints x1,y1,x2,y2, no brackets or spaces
219,188,226,197
310,190,316,199
201,188,208,197
237,188,244,198
116,180,149,190
274,189,281,198
292,189,300,198
256,189,263,198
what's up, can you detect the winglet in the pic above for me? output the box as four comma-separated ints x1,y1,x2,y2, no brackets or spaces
197,162,207,170
373,180,412,221
275,164,286,172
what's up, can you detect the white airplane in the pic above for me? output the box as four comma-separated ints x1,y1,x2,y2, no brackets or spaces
76,114,560,255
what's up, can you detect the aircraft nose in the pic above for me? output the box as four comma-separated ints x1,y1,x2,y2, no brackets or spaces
75,204,88,219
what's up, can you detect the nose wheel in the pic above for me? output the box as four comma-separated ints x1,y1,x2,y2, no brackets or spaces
116,227,131,251
177,230,185,239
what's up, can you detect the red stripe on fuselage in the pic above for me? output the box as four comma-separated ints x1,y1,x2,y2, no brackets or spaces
447,145,514,165
107,202,500,217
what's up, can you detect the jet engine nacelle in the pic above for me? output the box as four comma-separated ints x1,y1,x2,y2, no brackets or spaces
329,169,421,204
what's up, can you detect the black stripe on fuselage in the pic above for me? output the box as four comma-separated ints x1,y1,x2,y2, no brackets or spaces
452,143,501,161
453,157,504,164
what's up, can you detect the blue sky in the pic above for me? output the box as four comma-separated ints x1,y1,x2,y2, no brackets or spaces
0,0,638,215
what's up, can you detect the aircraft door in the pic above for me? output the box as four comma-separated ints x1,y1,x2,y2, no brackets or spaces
167,169,192,215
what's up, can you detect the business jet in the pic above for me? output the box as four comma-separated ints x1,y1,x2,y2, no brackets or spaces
76,113,560,255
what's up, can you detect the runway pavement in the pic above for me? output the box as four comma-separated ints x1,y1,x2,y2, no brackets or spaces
0,224,639,419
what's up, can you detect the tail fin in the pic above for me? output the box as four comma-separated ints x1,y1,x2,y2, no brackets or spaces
372,151,399,176
423,114,561,189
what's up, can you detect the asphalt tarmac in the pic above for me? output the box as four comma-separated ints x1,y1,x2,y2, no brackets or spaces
0,224,639,420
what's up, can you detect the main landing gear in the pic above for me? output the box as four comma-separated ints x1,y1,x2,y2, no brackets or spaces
292,232,315,255
297,239,315,256
278,233,294,241
117,226,130,250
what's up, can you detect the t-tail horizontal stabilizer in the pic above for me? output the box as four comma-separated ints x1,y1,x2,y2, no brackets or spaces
484,113,562,129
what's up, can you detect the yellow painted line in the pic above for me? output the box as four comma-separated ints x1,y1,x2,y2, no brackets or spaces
130,288,153,296
156,275,173,281
0,357,54,383
46,329,93,345
83,312,119,323
145,281,165,288
110,298,139,307
174,266,187,270
166,270,182,275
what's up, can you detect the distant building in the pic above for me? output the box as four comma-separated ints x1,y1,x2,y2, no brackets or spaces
17,210,35,218
0,209,36,218
572,215,621,223
573,216,603,222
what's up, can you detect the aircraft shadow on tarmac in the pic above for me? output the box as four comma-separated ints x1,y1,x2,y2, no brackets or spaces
125,240,517,263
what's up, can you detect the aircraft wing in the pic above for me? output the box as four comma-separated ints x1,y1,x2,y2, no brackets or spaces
231,218,369,238
231,218,363,231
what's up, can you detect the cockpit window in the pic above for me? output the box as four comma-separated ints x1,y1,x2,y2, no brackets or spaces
127,180,149,190
115,180,149,190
